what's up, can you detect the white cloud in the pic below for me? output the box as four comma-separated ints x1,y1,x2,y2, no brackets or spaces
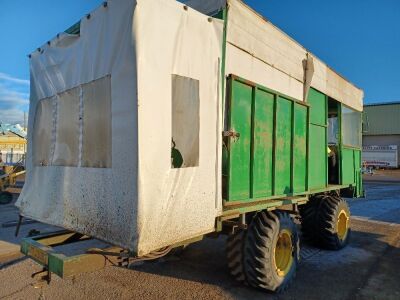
0,73,30,85
0,108,27,125
0,72,29,124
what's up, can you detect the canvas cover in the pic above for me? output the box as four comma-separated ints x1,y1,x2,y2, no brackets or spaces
17,0,223,255
225,0,364,111
17,0,362,255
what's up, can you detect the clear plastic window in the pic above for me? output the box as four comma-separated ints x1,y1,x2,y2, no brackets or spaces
342,106,361,147
33,97,55,166
82,75,112,168
328,116,339,145
33,75,112,168
52,88,80,166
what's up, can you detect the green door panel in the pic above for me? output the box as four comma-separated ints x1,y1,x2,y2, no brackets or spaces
228,80,252,200
274,97,292,195
309,124,327,190
293,104,307,193
308,88,327,126
341,147,355,184
225,76,309,203
252,89,274,198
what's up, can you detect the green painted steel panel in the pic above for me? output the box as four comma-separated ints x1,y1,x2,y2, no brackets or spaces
308,88,327,126
274,97,292,195
252,89,274,198
354,150,362,196
341,148,355,184
293,104,307,193
228,80,252,200
309,125,327,190
65,21,80,35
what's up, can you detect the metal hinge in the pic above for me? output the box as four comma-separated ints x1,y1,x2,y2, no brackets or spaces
223,130,240,139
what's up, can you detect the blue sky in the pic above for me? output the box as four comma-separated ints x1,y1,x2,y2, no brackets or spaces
0,0,399,124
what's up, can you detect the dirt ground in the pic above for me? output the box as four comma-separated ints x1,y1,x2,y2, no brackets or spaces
0,182,399,300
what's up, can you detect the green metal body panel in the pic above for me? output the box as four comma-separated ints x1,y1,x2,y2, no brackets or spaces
227,80,252,200
341,147,355,184
293,104,308,193
340,146,362,196
308,125,327,190
354,150,362,197
274,97,292,195
252,89,274,198
224,76,362,205
307,88,328,190
308,88,327,126
65,21,80,35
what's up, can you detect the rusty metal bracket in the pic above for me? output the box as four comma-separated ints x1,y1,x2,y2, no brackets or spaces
32,267,51,284
223,130,240,139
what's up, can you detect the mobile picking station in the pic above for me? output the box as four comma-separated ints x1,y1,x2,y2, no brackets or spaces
17,0,363,292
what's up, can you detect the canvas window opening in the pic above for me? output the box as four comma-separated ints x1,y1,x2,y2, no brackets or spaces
171,74,200,169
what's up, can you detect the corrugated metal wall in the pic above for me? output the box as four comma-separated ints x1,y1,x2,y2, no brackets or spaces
363,103,400,135
363,135,400,166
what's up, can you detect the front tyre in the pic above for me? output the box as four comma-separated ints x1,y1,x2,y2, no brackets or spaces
243,211,299,292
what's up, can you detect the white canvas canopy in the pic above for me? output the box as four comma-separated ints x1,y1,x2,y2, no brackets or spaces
17,0,223,255
17,0,363,256
184,0,364,111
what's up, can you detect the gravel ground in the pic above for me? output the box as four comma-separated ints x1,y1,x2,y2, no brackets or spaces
0,182,399,300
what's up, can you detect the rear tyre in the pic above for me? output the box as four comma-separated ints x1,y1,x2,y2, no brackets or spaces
226,229,246,282
243,211,299,292
300,194,351,250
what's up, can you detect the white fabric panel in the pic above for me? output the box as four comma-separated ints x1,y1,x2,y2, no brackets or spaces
17,0,139,250
135,0,223,255
226,0,363,111
226,44,304,102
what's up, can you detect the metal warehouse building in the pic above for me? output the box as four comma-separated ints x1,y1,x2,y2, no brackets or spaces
363,102,400,167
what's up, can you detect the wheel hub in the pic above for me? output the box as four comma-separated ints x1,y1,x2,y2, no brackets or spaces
337,209,349,241
274,229,293,277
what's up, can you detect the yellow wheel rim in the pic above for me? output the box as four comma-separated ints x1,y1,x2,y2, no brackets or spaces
274,229,294,277
337,209,349,241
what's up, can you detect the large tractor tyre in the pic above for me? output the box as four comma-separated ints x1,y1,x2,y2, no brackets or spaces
299,195,323,243
243,211,299,293
226,229,246,283
300,194,351,250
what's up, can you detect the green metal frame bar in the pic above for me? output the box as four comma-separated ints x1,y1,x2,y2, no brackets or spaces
21,231,122,278
325,94,328,187
65,21,81,35
290,101,295,193
222,196,309,218
220,7,229,118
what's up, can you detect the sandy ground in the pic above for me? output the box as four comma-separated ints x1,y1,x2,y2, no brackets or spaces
0,182,399,300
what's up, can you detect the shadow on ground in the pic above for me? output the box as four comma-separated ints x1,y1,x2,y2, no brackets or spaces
130,220,400,300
